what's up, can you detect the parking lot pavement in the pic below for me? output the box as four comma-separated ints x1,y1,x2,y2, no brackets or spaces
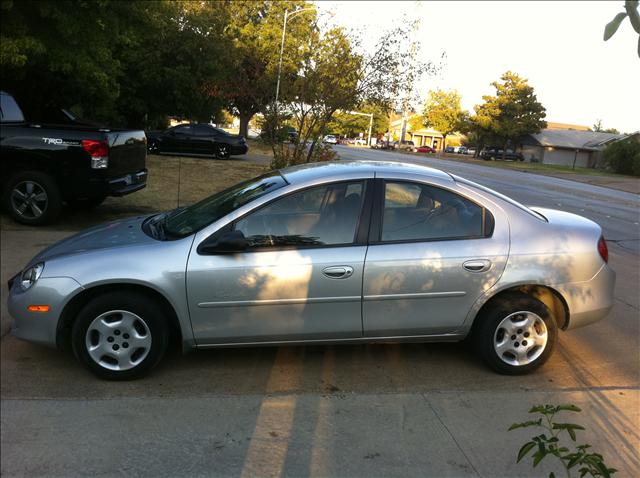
1,151,639,476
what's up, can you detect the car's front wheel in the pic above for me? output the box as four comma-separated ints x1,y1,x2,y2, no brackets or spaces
72,291,169,380
474,294,557,374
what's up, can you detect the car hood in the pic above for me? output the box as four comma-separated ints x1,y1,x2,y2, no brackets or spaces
30,215,156,265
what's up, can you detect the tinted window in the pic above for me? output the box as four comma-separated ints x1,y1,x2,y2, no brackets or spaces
172,125,192,134
194,124,215,136
0,94,25,122
235,181,365,248
381,181,491,242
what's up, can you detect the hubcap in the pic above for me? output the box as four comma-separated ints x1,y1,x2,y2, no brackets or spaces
217,145,229,158
85,310,152,371
493,311,548,366
10,181,48,218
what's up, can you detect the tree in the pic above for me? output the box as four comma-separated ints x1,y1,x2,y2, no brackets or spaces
270,19,438,166
469,71,547,159
604,0,640,58
592,120,620,134
325,102,391,139
219,1,314,139
603,138,640,176
421,89,465,151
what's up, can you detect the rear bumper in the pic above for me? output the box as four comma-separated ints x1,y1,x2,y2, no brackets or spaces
558,263,616,330
108,169,148,196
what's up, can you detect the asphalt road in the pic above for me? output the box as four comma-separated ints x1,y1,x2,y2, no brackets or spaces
1,147,639,477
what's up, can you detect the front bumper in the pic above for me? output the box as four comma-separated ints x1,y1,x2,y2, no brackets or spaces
8,276,83,348
230,144,248,155
558,263,616,330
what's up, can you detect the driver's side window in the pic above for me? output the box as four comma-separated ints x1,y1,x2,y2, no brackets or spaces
235,181,365,248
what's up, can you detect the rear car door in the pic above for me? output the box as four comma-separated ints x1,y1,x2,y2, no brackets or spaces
187,179,373,344
362,176,509,337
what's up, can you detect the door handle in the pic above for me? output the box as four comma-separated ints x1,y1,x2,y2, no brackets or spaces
322,266,354,279
463,259,492,273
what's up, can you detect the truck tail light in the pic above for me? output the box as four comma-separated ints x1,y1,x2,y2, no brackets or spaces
597,236,608,264
82,139,109,169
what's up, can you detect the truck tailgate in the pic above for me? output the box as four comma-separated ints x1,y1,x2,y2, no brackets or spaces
106,130,147,177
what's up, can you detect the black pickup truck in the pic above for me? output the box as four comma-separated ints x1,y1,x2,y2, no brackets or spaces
1,92,147,225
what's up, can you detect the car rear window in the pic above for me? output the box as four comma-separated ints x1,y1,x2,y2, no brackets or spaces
0,94,25,122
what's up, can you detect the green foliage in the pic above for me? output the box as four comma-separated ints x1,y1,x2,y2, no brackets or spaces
603,1,640,58
421,89,465,148
0,0,231,127
602,138,640,176
510,404,618,478
592,120,620,134
468,71,546,152
326,102,391,138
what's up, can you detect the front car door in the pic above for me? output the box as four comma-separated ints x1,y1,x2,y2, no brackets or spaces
362,174,510,337
163,124,194,154
186,179,372,345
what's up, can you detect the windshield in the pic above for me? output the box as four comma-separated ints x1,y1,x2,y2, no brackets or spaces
162,171,287,237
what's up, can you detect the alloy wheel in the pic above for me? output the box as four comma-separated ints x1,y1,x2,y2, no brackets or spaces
216,144,230,159
10,180,48,219
85,310,152,371
493,311,548,366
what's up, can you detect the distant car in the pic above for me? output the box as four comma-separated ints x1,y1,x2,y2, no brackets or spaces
259,126,298,143
481,148,524,161
413,146,436,154
148,124,248,159
465,148,477,156
458,146,468,154
8,161,615,379
372,140,390,149
392,140,415,151
354,138,367,146
323,135,338,145
444,146,455,153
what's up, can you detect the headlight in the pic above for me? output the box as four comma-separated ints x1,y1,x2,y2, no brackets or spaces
20,263,44,291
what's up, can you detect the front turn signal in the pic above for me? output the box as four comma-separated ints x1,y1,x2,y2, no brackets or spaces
27,305,50,312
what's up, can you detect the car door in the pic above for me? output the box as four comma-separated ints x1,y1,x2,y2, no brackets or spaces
163,125,194,154
186,179,373,345
192,124,217,155
362,177,509,337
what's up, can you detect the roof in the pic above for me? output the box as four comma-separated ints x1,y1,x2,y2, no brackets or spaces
524,129,624,151
545,121,590,131
280,160,453,184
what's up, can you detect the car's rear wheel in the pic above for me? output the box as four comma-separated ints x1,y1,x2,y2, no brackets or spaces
147,139,160,154
3,171,62,225
214,144,230,160
474,294,557,374
71,291,169,380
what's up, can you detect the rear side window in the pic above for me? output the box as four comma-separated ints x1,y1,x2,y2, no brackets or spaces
194,125,214,136
0,94,25,122
381,181,493,242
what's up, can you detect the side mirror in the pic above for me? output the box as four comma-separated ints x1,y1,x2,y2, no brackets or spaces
198,230,248,255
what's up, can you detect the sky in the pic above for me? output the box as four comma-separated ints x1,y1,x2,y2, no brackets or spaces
316,0,639,133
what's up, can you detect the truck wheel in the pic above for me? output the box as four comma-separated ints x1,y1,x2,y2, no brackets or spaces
3,171,62,225
66,195,107,211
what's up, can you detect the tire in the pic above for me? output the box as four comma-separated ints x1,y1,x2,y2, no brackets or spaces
71,291,169,380
66,195,107,211
147,139,160,155
474,294,557,375
3,171,62,226
214,143,231,160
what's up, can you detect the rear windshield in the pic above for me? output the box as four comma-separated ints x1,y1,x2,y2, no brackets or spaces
0,94,25,122
452,175,547,222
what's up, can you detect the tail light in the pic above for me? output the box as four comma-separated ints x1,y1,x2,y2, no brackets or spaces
597,236,608,263
81,139,109,169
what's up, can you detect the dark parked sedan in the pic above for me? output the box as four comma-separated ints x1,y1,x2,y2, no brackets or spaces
480,148,524,161
147,124,248,159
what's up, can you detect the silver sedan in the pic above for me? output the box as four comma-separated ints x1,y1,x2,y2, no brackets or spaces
7,161,615,379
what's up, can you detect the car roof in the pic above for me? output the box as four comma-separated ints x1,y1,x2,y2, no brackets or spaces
279,160,454,184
